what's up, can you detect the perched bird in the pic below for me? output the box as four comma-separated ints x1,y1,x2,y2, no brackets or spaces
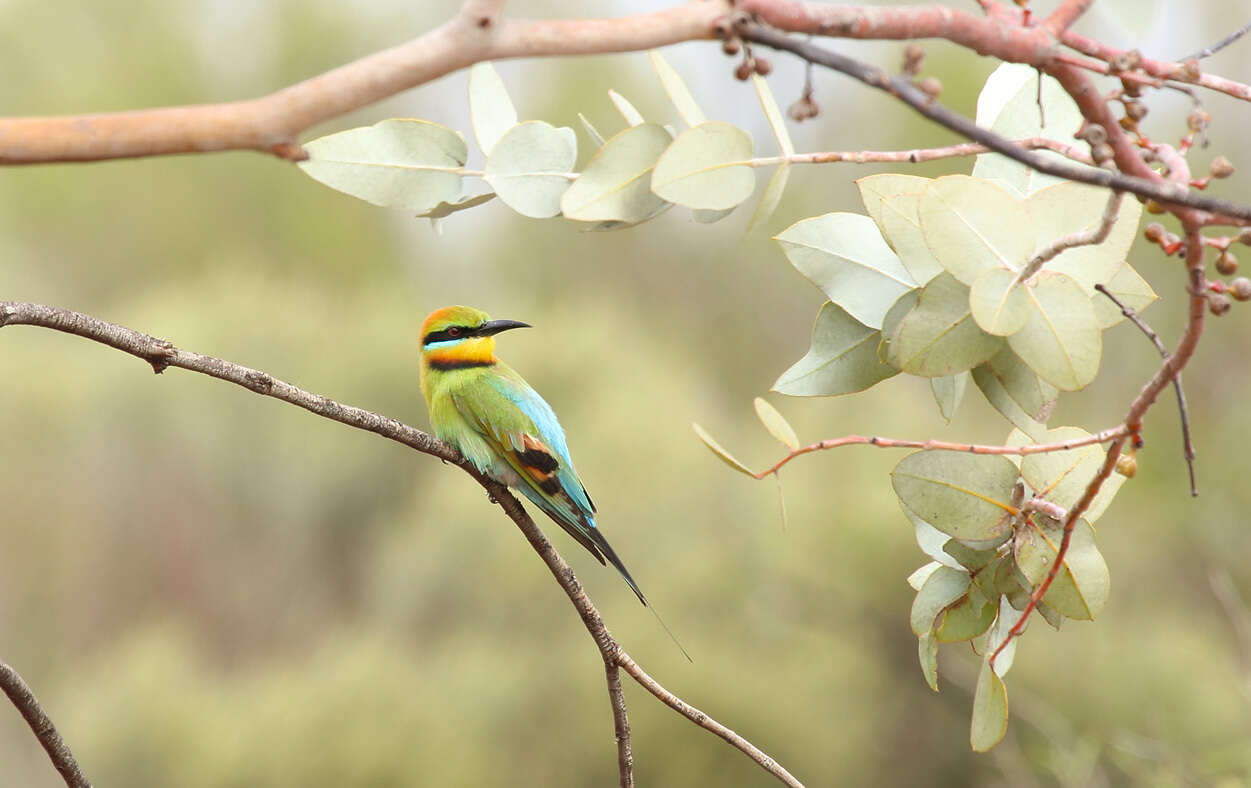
419,305,648,605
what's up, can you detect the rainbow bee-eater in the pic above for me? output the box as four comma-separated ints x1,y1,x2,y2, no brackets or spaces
419,305,649,605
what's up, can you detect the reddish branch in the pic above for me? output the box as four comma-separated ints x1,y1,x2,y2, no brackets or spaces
0,301,803,788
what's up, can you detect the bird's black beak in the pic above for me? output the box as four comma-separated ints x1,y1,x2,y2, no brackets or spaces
477,319,532,336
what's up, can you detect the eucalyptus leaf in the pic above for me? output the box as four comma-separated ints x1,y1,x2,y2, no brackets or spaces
908,561,945,590
892,273,1004,377
969,267,1030,336
775,212,917,328
692,423,753,476
936,594,997,643
986,597,1025,676
986,346,1057,421
910,565,971,636
299,119,466,214
930,371,969,424
971,363,1048,440
609,90,645,126
692,207,735,223
973,63,1088,196
1094,260,1157,329
1013,517,1109,620
857,173,932,229
744,163,790,236
970,659,1009,752
906,507,965,569
919,633,940,691
1025,182,1141,293
560,123,671,222
918,175,1035,284
468,62,518,155
649,50,707,128
878,191,946,286
892,450,1020,541
754,397,799,449
484,121,576,218
773,301,898,396
578,113,605,147
651,121,755,210
1008,271,1102,391
752,73,794,156
879,289,920,367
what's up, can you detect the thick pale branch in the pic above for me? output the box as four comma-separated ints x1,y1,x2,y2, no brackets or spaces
750,137,1093,168
0,661,91,788
0,301,801,788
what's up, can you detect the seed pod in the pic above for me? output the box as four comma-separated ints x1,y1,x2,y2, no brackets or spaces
721,38,741,56
1216,251,1238,276
1239,228,1251,246
1144,223,1166,243
1231,277,1251,301
1209,292,1233,316
916,77,942,99
734,61,752,81
1209,156,1235,179
754,57,773,76
1115,454,1137,478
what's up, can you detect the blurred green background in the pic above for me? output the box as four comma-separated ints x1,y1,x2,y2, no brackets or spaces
3,0,1251,785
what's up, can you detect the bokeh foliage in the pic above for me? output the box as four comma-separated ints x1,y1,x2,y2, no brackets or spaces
4,0,1251,785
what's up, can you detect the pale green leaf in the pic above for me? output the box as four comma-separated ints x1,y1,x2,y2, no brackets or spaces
649,50,707,128
987,598,1025,676
857,174,932,228
1094,260,1158,329
986,346,1057,422
468,62,518,155
773,301,898,396
972,364,1047,439
692,206,735,223
1008,271,1102,391
483,121,576,218
692,423,753,476
893,273,1004,377
879,289,920,367
754,397,799,449
578,113,605,147
908,561,945,590
560,123,671,222
892,451,1020,541
584,202,672,232
1019,426,1125,522
744,163,790,236
919,633,940,691
1025,182,1142,292
943,539,1001,572
1014,517,1110,620
911,565,971,635
969,267,1030,336
930,371,969,424
936,594,997,643
878,191,946,286
908,508,965,569
971,658,1010,751
973,63,1088,196
752,73,794,156
651,121,755,210
609,90,645,126
919,175,1035,284
299,119,466,214
775,212,917,328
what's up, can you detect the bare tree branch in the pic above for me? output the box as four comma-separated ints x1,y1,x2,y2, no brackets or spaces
1180,19,1251,62
0,301,803,788
1017,190,1124,282
0,660,91,788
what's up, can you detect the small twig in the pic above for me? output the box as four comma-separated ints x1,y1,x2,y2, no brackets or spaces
751,427,1130,480
747,137,1093,168
735,22,1251,222
0,660,92,788
1017,190,1124,283
1094,283,1198,495
1042,0,1095,36
0,301,802,787
1180,20,1251,62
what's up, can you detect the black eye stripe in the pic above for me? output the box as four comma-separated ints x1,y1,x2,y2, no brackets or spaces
423,324,478,346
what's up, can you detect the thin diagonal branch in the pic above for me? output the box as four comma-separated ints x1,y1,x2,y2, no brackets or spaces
606,662,633,788
735,22,1251,222
0,301,802,788
0,660,91,788
1180,19,1251,62
748,137,1093,167
1095,283,1197,495
1042,0,1094,36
